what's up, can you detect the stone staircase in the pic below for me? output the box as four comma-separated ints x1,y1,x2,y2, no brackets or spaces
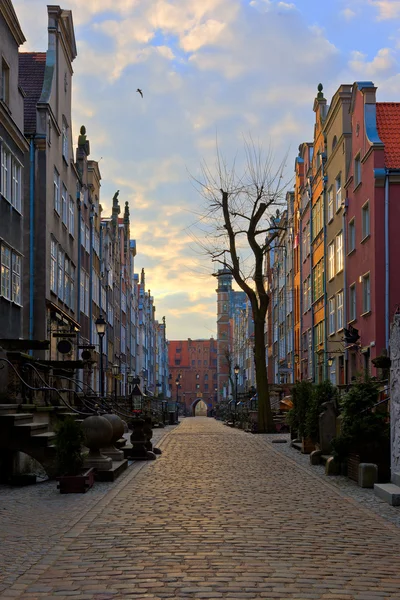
0,404,58,480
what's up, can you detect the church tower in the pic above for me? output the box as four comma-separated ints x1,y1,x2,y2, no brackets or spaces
214,266,233,402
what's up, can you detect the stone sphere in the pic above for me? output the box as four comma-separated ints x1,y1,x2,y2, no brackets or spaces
82,415,113,450
102,414,125,444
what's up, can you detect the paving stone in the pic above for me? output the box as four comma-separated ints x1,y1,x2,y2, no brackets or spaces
1,419,400,599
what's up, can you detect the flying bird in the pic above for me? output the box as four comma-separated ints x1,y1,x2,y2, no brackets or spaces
137,88,143,98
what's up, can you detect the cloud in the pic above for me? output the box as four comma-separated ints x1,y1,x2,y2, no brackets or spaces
370,0,400,20
341,7,356,20
348,48,398,77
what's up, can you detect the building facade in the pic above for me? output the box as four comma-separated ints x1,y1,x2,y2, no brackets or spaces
0,1,29,338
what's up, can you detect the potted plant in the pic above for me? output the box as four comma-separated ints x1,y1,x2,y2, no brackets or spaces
331,377,390,483
286,381,314,452
55,416,94,493
305,380,338,450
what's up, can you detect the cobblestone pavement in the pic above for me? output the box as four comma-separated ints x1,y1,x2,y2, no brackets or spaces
1,418,400,600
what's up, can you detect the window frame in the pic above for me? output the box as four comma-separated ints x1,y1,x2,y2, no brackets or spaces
328,296,335,336
54,168,60,214
328,242,335,281
354,153,361,188
336,290,344,331
336,231,343,273
335,173,342,212
349,283,356,322
362,201,370,240
1,58,10,105
327,187,334,223
362,272,371,314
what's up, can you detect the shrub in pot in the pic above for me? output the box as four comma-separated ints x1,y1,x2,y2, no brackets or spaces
305,380,338,447
331,377,390,482
286,380,313,449
55,416,94,493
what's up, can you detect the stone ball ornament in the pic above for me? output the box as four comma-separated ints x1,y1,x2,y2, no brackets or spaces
82,415,113,450
102,413,124,445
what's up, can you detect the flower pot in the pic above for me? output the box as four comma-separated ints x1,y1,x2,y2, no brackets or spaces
56,468,95,494
301,437,315,454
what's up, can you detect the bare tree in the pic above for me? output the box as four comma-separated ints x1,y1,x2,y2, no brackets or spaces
191,139,289,433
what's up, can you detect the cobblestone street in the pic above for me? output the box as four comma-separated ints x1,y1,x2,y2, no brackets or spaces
1,418,400,600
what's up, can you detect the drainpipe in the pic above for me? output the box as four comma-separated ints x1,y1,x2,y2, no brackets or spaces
89,203,94,344
77,186,81,332
309,178,315,382
298,207,303,379
343,197,348,385
29,138,35,343
322,158,328,382
385,171,389,352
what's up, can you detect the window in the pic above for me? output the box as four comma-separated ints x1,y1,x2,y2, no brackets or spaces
64,257,71,307
101,286,106,311
302,222,310,259
1,145,10,200
1,58,10,104
328,187,333,222
121,326,126,354
54,168,60,214
80,269,90,315
335,174,342,212
107,302,113,327
85,226,90,252
354,154,361,187
336,231,343,273
58,248,64,302
303,276,311,312
12,253,21,304
337,290,344,331
68,196,74,236
362,273,371,313
121,292,126,313
175,359,181,366
329,297,335,335
192,360,195,366
362,202,370,239
349,284,356,322
314,321,324,348
329,358,336,385
11,160,21,212
348,219,355,253
61,184,68,226
50,238,57,294
203,360,207,366
62,119,69,162
1,245,11,299
93,273,100,306
80,218,85,247
328,242,335,280
312,197,323,240
312,259,324,302
71,265,75,311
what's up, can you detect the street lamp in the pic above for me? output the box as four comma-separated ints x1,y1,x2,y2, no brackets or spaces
95,315,106,397
234,364,239,426
328,356,334,367
175,377,180,423
112,363,119,404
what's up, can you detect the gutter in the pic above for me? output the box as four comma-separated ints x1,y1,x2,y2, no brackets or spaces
343,197,348,385
29,137,35,343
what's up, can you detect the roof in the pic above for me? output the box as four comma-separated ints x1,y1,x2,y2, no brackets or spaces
376,103,400,169
18,53,46,134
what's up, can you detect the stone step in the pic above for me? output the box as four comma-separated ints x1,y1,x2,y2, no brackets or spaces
374,483,400,506
290,441,302,452
29,431,57,446
0,404,22,415
0,413,34,425
392,472,400,487
14,422,49,435
95,459,128,482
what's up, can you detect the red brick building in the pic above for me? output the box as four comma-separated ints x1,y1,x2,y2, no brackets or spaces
168,338,218,414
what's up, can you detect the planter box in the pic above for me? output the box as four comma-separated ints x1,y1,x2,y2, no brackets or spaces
56,468,95,494
347,453,360,483
301,437,315,454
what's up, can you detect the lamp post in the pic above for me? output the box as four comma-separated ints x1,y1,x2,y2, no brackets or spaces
112,363,119,404
95,315,106,397
175,377,180,423
127,373,134,411
234,364,239,426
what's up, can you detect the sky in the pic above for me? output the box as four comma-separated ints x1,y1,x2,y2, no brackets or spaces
13,0,400,340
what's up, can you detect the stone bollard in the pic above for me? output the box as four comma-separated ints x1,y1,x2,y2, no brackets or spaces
82,415,113,471
101,414,125,461
359,463,378,488
128,419,156,460
325,456,340,476
143,416,162,455
310,449,322,465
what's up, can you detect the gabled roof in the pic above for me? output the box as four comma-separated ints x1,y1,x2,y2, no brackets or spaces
376,103,400,169
18,52,46,134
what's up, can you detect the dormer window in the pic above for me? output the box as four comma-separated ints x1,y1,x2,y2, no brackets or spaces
1,58,10,105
